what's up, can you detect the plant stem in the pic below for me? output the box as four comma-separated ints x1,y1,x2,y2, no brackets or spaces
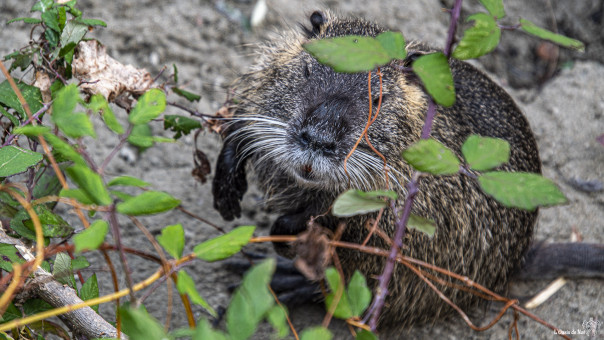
368,0,464,328
107,206,137,303
444,0,463,58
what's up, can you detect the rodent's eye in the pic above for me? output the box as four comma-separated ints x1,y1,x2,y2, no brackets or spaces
372,95,387,107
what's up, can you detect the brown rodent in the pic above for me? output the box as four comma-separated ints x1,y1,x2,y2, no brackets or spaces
212,10,541,327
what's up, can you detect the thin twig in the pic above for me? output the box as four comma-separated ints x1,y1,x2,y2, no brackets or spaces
177,206,225,233
128,216,173,330
2,102,51,147
167,101,216,121
98,124,133,176
107,205,137,303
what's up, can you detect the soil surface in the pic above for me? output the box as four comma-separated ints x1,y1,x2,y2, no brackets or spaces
1,1,603,339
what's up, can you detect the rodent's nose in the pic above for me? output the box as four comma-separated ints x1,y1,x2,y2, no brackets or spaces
297,128,337,156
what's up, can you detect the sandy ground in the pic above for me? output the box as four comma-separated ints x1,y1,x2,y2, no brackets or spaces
1,0,603,339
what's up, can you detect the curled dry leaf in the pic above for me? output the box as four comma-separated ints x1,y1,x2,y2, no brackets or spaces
293,220,332,281
72,40,153,101
33,70,52,104
192,149,211,184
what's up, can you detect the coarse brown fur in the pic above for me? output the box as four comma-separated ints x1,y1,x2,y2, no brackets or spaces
212,10,541,328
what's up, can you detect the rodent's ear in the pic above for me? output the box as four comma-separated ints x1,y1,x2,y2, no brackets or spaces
302,11,326,38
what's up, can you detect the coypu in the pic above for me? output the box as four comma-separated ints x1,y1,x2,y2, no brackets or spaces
212,10,600,328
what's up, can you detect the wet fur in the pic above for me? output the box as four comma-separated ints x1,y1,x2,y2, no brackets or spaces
213,11,541,327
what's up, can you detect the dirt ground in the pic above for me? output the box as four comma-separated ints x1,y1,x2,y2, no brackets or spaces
1,0,603,339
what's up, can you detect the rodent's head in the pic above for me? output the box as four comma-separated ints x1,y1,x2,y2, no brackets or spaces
230,11,427,192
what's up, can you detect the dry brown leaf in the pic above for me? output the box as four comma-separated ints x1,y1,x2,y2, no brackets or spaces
293,220,332,281
72,40,153,101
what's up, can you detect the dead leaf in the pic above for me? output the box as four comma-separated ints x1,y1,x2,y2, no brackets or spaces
72,40,153,101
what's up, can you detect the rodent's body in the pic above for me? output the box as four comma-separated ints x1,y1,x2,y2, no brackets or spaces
213,11,541,327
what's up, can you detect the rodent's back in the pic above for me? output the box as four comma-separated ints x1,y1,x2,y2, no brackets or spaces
214,10,541,328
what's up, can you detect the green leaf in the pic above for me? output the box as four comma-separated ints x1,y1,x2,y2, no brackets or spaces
116,190,180,216
461,134,510,171
324,267,352,319
43,133,87,166
127,123,154,149
402,139,460,175
267,305,289,338
88,94,124,134
32,165,63,200
74,18,107,27
356,329,379,340
0,146,43,177
375,31,407,60
0,105,20,126
408,214,436,237
60,20,88,49
0,303,21,322
79,273,99,313
119,305,168,340
65,165,112,206
157,224,184,259
332,189,396,217
13,125,51,137
7,51,33,72
412,52,456,107
303,32,406,73
348,270,371,317
107,175,150,188
57,6,66,30
7,17,43,24
0,244,25,272
23,299,52,316
520,19,584,52
9,211,37,240
192,318,228,340
128,88,166,125
479,0,505,18
176,270,217,317
478,171,568,211
164,115,202,139
227,259,275,340
51,84,95,138
59,188,95,205
300,327,333,340
172,64,179,83
0,80,43,119
172,88,201,102
41,9,60,33
452,13,501,60
53,252,76,288
45,27,60,49
71,255,90,271
193,225,255,262
26,204,73,238
31,0,53,13
74,220,108,253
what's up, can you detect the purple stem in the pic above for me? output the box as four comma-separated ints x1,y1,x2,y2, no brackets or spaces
98,124,133,175
368,173,420,329
444,0,463,58
2,102,51,147
368,0,465,329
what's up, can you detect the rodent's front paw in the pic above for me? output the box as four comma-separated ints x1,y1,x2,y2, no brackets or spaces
212,179,245,221
212,141,248,221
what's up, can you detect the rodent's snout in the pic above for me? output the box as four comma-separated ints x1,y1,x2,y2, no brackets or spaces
289,96,353,159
